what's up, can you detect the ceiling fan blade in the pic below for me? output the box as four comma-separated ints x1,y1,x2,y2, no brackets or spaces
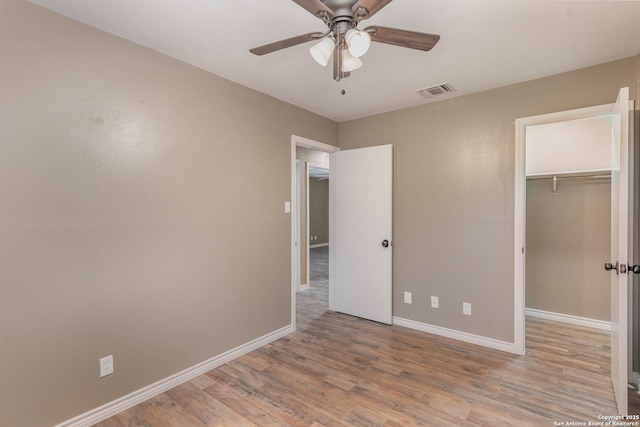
352,0,393,20
291,0,334,20
250,32,324,56
365,26,440,51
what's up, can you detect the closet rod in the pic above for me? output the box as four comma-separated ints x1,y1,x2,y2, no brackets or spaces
526,170,611,181
526,174,611,181
527,171,611,195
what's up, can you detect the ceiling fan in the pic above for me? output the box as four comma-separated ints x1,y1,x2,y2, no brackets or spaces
250,0,440,81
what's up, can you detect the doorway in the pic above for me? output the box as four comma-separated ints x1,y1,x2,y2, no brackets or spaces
514,88,633,415
514,102,618,354
524,116,612,330
290,135,339,331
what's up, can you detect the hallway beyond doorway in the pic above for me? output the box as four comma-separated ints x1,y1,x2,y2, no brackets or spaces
298,246,328,329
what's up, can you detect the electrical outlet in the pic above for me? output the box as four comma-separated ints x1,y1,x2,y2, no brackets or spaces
99,355,113,378
404,291,412,304
431,296,439,308
463,302,471,316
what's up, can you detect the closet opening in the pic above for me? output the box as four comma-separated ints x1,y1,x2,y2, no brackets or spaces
524,115,613,331
514,88,633,414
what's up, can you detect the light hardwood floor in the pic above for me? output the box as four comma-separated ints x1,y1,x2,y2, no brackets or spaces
95,247,617,426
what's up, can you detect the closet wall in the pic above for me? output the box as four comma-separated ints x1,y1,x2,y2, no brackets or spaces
525,116,612,321
526,178,611,320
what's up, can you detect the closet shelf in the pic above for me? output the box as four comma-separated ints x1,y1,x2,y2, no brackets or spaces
526,169,611,180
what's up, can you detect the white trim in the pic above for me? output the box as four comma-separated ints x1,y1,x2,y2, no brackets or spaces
290,139,301,331
304,161,310,289
514,116,527,356
514,102,615,357
328,157,336,311
293,160,303,293
291,142,298,331
310,243,329,248
293,135,338,152
291,135,338,331
628,99,636,387
55,325,293,427
525,308,611,331
392,316,518,354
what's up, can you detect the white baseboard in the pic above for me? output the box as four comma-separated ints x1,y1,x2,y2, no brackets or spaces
55,325,294,427
309,243,329,248
393,316,518,354
525,308,610,330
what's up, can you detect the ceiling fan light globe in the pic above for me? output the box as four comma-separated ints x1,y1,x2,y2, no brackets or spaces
309,37,335,67
341,50,363,72
345,29,371,57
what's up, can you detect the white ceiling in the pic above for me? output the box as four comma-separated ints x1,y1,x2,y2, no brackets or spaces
31,0,640,122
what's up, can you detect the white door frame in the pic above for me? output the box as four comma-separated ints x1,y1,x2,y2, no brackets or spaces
295,159,303,291
290,135,339,331
514,102,615,355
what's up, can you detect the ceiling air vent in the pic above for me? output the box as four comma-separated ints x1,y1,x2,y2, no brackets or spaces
417,83,455,98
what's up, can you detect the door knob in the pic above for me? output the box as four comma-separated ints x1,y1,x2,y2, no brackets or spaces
381,239,390,248
628,265,640,274
604,262,619,274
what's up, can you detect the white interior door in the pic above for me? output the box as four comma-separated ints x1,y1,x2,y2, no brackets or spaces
329,144,393,324
609,86,630,415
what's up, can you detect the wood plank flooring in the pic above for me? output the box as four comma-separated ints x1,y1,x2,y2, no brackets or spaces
95,247,618,426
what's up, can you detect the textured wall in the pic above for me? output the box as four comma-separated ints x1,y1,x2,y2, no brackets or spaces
339,57,638,342
0,2,337,426
526,179,611,320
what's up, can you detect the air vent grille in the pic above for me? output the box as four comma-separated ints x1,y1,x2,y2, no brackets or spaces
417,83,455,98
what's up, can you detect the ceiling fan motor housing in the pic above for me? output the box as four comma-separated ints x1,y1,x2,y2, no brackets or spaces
322,0,362,16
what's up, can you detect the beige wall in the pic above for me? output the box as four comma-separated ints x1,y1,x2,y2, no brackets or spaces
339,57,638,343
309,178,329,245
526,179,611,320
0,2,337,426
2,2,639,425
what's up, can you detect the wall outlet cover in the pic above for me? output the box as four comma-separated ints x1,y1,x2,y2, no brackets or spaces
430,296,439,308
463,302,472,316
404,291,412,304
99,355,114,378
